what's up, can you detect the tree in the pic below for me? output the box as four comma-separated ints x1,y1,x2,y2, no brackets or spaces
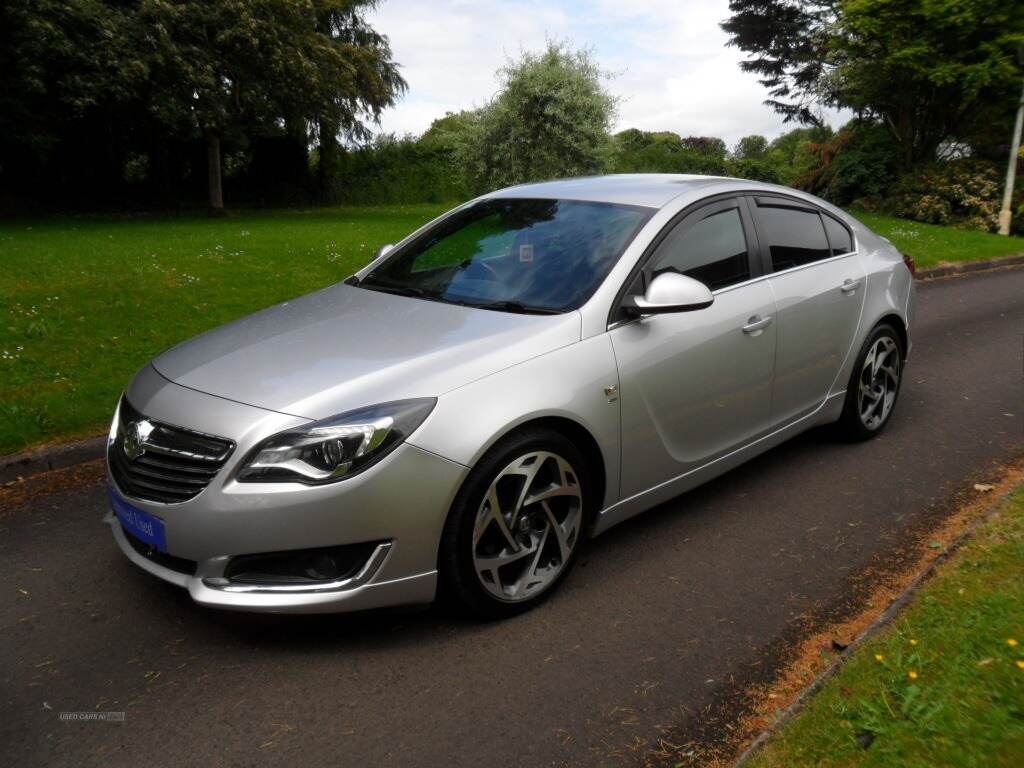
796,119,901,202
313,1,405,197
419,111,477,149
766,125,833,185
459,42,618,193
140,0,403,211
722,0,1024,166
677,136,728,175
0,1,149,204
729,135,783,182
733,135,769,160
612,130,685,173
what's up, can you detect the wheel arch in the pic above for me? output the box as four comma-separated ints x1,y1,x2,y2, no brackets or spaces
465,415,608,525
519,416,606,521
876,312,909,359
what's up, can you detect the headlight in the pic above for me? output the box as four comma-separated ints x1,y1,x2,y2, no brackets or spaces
236,398,436,485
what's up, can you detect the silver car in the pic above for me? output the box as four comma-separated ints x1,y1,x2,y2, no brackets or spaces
105,175,914,617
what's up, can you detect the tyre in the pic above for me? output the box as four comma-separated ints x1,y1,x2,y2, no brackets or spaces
438,427,591,619
836,323,904,441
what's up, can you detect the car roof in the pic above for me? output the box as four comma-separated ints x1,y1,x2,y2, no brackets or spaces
484,174,770,209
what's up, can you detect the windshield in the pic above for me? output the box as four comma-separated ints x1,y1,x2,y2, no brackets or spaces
358,198,653,313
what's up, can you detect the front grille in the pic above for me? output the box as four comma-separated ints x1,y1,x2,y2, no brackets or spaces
122,525,198,576
108,397,234,504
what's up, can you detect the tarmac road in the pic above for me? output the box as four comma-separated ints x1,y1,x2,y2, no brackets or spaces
2,267,1022,767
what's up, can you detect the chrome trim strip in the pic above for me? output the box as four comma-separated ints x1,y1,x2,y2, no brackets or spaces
712,250,859,297
139,441,227,463
118,397,235,458
201,542,393,594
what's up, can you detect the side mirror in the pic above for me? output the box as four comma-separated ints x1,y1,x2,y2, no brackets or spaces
374,243,395,260
624,272,714,316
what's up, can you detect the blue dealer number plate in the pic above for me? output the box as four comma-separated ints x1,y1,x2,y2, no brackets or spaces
109,486,167,552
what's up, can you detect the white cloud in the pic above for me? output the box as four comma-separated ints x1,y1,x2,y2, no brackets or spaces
368,0,850,147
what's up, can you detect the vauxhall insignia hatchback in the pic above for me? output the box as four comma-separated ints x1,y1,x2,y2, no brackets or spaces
106,175,914,618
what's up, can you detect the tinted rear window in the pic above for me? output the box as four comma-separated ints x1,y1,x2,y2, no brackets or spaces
822,215,854,255
758,206,831,271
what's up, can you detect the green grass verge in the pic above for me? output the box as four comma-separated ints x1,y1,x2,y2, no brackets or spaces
853,211,1024,269
0,204,449,455
747,487,1024,768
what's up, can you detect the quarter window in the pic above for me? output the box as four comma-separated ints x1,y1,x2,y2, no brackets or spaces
758,206,831,271
822,215,854,256
649,207,750,291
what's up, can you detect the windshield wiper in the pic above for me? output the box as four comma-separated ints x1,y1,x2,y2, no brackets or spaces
358,279,431,299
359,280,560,315
465,300,562,315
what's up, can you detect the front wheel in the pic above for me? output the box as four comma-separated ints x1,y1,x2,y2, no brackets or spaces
836,323,904,441
438,428,590,619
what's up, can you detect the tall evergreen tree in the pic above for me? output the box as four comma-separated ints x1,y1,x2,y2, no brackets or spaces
722,0,1024,166
313,1,406,198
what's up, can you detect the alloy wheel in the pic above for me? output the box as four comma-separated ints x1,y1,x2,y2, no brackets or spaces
471,451,583,603
858,336,900,430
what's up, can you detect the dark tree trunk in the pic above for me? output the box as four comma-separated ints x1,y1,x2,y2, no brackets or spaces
206,131,224,213
317,116,339,201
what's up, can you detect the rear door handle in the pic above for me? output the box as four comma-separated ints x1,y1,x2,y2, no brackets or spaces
841,278,864,293
742,315,773,335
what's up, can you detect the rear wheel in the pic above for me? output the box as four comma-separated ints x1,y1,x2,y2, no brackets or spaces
439,428,589,619
836,323,904,440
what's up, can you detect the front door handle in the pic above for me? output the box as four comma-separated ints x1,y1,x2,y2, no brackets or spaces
841,278,864,293
742,315,773,335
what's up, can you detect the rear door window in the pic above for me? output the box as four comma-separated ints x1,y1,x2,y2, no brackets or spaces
756,205,831,272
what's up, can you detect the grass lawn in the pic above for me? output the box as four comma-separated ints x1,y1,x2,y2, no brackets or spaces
853,210,1024,268
0,204,449,456
1,204,1021,457
747,486,1024,768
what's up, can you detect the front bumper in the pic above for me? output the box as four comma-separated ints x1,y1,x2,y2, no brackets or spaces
106,367,468,614
106,513,439,613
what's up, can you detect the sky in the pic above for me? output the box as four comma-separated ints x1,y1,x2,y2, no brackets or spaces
367,0,850,149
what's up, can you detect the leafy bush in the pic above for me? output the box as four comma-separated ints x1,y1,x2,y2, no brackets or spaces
888,160,1003,231
611,130,728,175
796,120,901,205
727,157,782,183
